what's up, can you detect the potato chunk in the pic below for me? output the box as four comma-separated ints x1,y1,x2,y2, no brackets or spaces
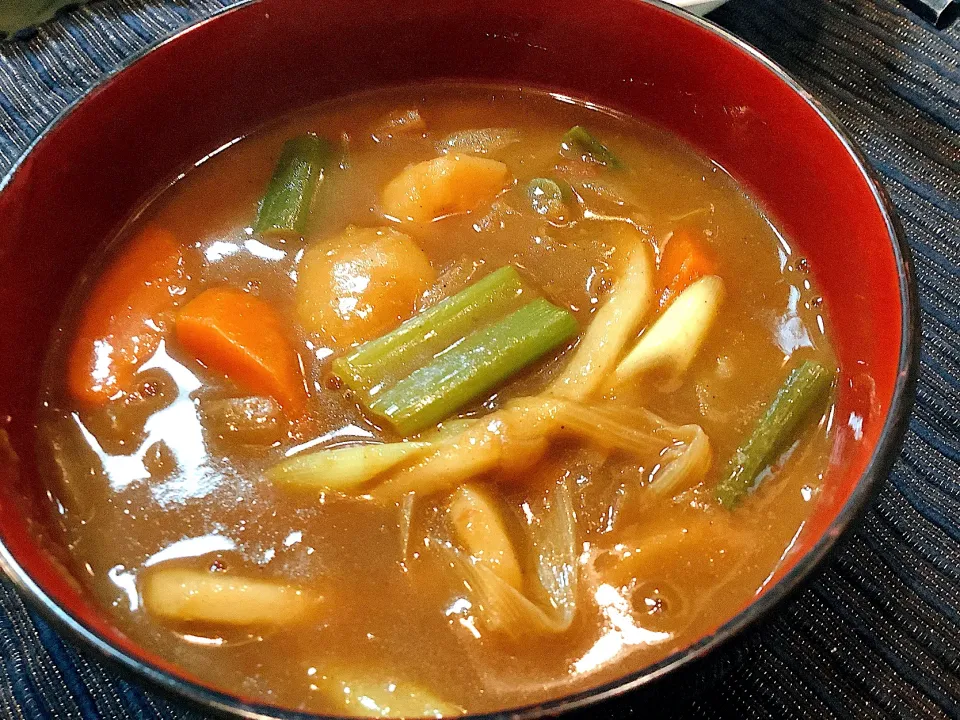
142,568,314,626
297,226,435,349
382,155,510,223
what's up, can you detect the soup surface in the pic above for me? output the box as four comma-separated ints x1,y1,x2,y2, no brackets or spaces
38,85,837,716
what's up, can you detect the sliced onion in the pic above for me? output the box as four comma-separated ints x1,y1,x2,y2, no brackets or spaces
434,478,578,639
646,416,712,498
320,670,464,717
548,237,654,401
437,127,520,155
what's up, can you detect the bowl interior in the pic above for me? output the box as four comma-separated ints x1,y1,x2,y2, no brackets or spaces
0,0,911,715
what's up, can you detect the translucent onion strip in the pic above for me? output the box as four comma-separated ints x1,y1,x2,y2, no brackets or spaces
436,127,520,155
648,422,713,497
435,478,578,639
548,236,654,401
448,485,524,590
319,670,464,718
370,397,696,499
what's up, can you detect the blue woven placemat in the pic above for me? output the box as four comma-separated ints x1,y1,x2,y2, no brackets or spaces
0,0,957,717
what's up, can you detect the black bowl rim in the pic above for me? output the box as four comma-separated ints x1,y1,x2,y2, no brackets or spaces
0,1,919,718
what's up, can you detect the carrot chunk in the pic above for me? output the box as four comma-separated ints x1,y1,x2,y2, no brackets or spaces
67,225,183,405
176,288,307,415
657,229,716,308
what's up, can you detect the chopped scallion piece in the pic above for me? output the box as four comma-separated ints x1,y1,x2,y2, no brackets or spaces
266,442,431,492
560,125,622,169
368,298,577,434
332,266,525,397
254,135,332,237
715,360,835,508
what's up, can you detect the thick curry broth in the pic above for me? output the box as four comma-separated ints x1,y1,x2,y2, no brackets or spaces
38,85,835,714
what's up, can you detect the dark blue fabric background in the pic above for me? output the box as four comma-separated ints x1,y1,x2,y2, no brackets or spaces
0,0,957,717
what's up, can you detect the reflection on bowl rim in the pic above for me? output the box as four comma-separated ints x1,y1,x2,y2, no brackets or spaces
668,0,730,16
0,0,918,718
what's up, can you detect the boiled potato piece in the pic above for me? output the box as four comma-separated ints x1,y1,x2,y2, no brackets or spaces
382,155,510,223
448,485,523,591
142,568,314,626
297,226,435,348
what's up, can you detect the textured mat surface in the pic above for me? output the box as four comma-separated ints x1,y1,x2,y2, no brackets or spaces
0,0,957,717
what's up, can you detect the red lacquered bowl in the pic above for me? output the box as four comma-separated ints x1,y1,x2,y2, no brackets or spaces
0,0,917,717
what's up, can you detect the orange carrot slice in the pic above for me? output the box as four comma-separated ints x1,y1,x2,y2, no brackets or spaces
67,225,183,405
657,229,716,308
176,288,307,415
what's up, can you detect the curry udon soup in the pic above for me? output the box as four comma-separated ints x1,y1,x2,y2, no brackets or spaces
38,85,837,717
